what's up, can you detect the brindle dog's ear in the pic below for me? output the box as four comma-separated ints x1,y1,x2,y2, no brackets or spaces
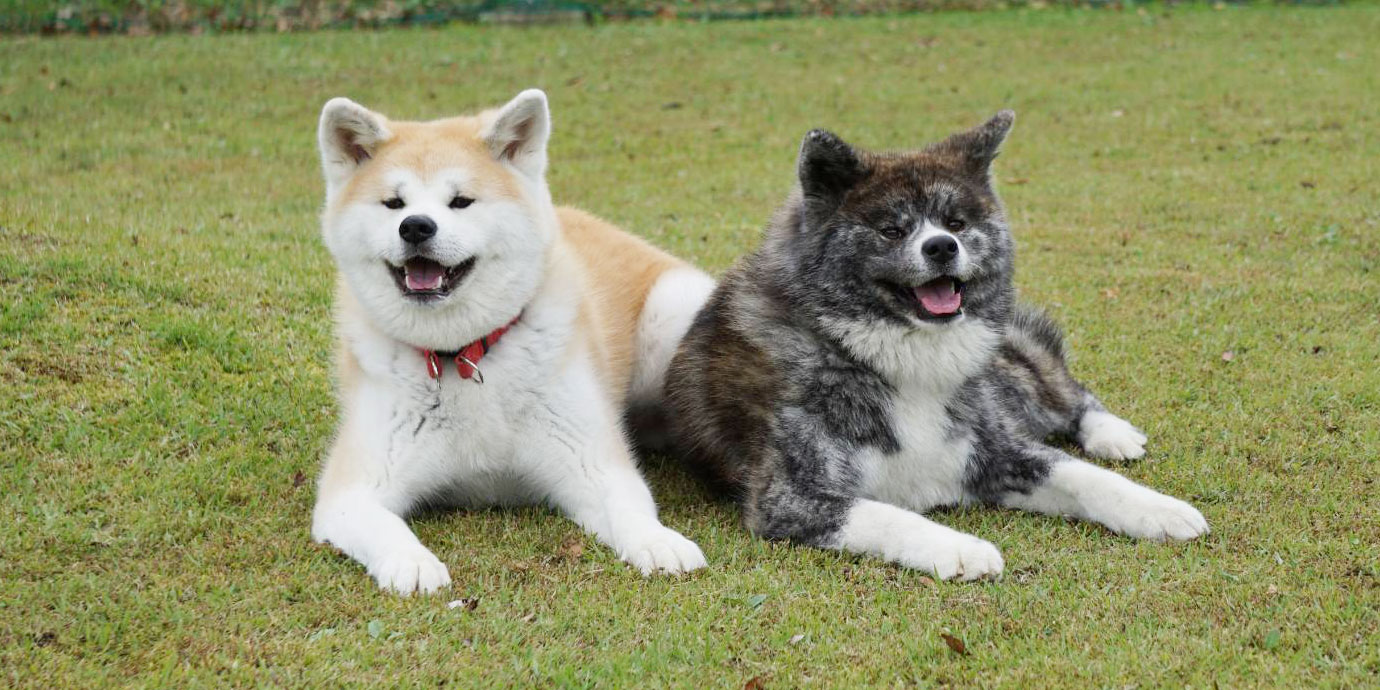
797,129,864,207
930,110,1015,180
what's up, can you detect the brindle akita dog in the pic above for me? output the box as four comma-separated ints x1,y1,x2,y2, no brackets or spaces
665,112,1208,581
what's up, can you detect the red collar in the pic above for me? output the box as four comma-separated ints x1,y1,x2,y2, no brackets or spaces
420,313,520,384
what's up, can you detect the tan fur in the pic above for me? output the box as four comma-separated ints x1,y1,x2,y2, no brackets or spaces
332,277,364,395
558,207,685,401
326,116,685,426
333,116,521,214
322,219,681,496
313,92,713,592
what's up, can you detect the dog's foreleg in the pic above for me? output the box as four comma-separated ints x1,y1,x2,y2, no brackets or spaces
747,477,1004,581
311,444,450,595
1001,444,1207,541
524,378,706,575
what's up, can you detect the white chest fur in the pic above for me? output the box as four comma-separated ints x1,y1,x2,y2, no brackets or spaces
835,316,999,513
340,288,578,513
855,384,972,512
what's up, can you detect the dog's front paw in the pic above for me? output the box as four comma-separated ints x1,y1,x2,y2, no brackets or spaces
619,526,707,576
368,547,452,595
900,532,1005,582
1114,493,1209,542
1080,411,1148,461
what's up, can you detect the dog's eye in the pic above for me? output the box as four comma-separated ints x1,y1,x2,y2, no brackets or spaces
944,217,967,232
878,226,905,241
382,197,405,210
449,195,475,210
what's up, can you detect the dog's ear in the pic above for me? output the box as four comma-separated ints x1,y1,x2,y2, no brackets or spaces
930,110,1015,180
318,98,391,192
798,129,864,210
483,89,551,179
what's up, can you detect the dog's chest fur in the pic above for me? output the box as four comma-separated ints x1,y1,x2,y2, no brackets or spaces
345,300,575,511
834,317,999,512
855,386,972,511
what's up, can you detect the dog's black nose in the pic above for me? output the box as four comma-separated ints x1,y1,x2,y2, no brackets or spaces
922,235,959,263
399,215,437,245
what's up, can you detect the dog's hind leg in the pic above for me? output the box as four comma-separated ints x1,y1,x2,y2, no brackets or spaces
998,303,1147,460
1075,397,1148,461
996,442,1207,541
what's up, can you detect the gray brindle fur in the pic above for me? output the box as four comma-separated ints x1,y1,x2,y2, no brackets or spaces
665,112,1208,580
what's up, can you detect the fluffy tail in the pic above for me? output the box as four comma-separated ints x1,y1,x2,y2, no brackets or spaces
627,266,717,452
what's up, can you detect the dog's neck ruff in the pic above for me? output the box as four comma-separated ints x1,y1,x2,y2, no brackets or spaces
420,313,521,384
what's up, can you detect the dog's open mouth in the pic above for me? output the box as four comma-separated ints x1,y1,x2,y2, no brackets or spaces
901,277,964,321
389,257,476,301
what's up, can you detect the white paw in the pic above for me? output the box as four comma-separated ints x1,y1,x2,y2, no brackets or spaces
1113,492,1209,542
367,547,452,595
618,526,707,576
899,532,1005,582
1080,411,1148,461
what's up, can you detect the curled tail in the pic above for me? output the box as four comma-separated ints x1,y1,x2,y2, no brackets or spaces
627,266,717,452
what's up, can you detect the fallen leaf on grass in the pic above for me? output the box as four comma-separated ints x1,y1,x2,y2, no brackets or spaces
744,676,766,690
940,632,968,655
1220,350,1235,362
788,634,806,645
291,471,306,488
745,593,768,610
447,598,480,611
367,620,383,639
556,535,584,561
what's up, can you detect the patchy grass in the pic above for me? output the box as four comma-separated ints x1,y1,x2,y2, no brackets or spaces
2,5,1378,687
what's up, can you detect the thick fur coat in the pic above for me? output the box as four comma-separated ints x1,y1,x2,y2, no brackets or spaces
665,112,1208,580
310,90,714,594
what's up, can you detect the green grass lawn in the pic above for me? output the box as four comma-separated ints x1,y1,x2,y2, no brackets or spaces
3,5,1378,687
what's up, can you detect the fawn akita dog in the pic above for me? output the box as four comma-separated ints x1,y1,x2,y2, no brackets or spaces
311,90,713,594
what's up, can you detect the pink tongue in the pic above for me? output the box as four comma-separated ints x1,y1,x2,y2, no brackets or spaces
915,279,962,315
404,261,445,291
